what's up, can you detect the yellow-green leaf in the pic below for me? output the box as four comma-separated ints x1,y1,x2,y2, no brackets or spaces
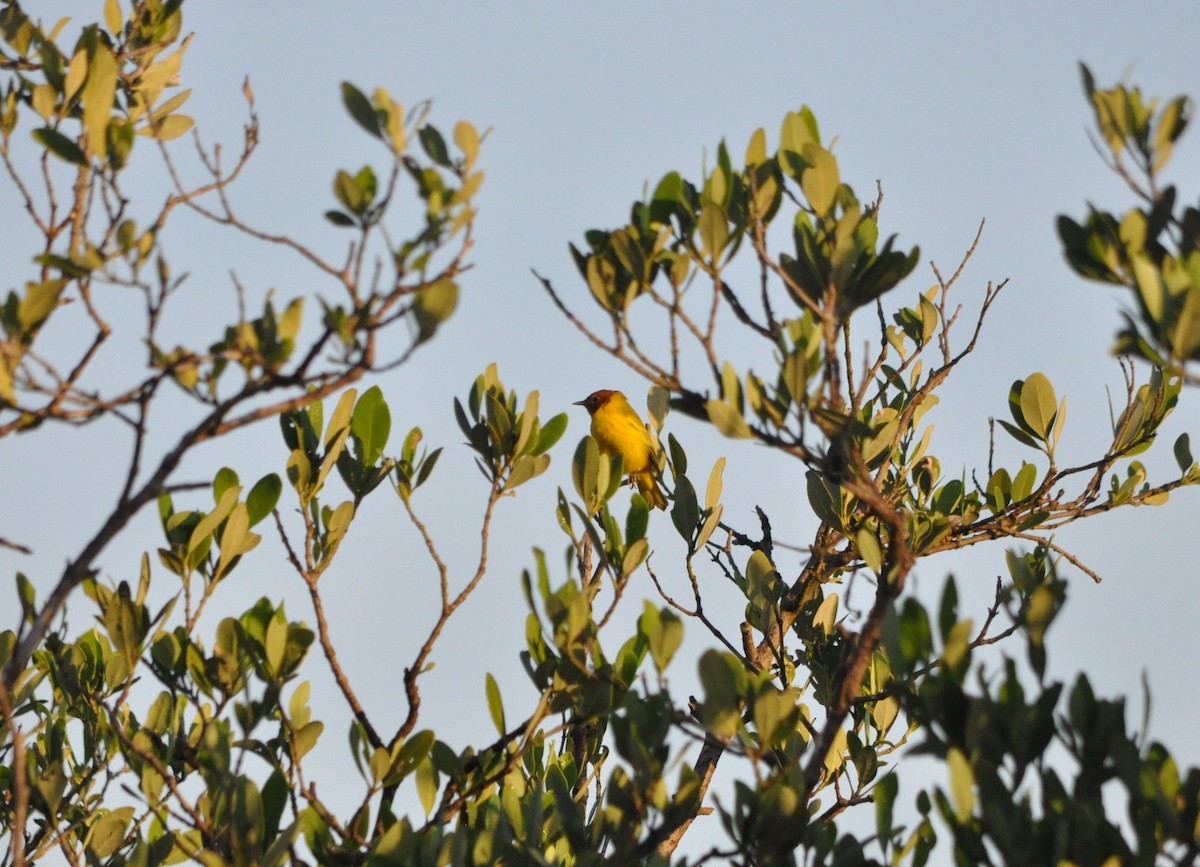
64,51,88,102
800,143,839,216
31,84,56,121
705,456,726,510
485,672,505,735
947,747,975,823
698,201,729,261
82,44,118,155
1019,372,1057,440
104,0,123,34
706,399,752,438
454,120,480,169
142,113,194,141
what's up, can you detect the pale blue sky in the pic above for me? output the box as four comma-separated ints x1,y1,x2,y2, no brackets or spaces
5,1,1200,859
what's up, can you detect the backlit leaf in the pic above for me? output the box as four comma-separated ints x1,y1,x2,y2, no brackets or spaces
485,673,505,735
706,399,753,438
1019,372,1057,440
800,144,839,216
82,44,117,154
351,385,391,466
947,747,975,823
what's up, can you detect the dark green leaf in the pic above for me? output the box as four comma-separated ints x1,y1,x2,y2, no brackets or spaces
324,210,357,228
1174,432,1194,475
667,433,687,476
626,494,649,544
341,82,380,138
670,473,699,544
33,127,87,165
419,125,451,167
246,474,282,526
875,773,899,849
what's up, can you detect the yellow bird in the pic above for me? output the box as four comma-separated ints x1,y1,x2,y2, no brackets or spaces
574,389,668,510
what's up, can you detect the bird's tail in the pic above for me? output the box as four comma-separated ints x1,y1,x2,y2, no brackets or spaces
635,472,668,510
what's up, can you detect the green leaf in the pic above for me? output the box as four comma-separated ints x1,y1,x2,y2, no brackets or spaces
325,501,355,551
806,470,845,530
800,144,839,216
16,573,35,623
706,399,753,438
625,494,649,544
82,44,117,155
698,201,729,261
667,432,687,476
416,759,438,816
341,82,380,138
513,391,538,456
855,528,882,574
246,474,282,526
942,618,973,674
87,807,135,860
572,436,601,511
644,605,683,673
649,171,683,225
418,125,451,167
532,412,568,455
1011,461,1038,502
745,126,768,164
698,650,747,738
324,210,356,228
695,502,723,550
705,456,726,510
621,538,649,578
670,473,699,544
293,721,323,758
946,747,975,823
453,120,480,168
875,773,899,848
17,279,67,331
754,687,800,747
325,389,357,448
485,673,505,736
213,466,239,503
872,695,900,735
938,576,959,641
779,108,818,159
985,467,1012,512
997,418,1041,450
334,170,364,214
32,127,87,165
265,609,288,676
414,278,459,341
351,386,391,466
505,453,550,490
144,113,193,141
745,549,775,596
1018,372,1057,440
1174,432,1194,475
647,385,670,431
214,503,254,581
813,591,838,637
188,484,240,563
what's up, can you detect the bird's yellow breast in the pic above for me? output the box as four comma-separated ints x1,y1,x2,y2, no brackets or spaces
590,395,654,474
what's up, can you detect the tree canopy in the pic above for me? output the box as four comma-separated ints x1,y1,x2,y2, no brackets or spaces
3,3,1200,865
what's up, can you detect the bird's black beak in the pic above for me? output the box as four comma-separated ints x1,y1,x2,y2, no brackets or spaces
572,399,587,406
